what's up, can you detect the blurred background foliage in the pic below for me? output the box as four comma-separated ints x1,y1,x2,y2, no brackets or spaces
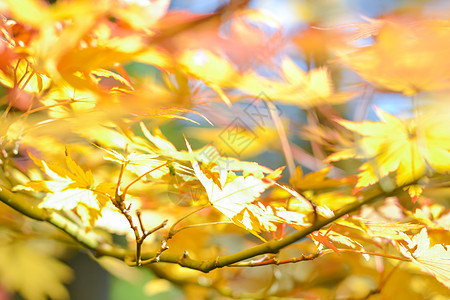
0,0,449,299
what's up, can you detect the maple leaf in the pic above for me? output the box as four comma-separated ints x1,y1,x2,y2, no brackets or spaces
193,159,273,226
290,165,351,191
38,83,99,119
234,203,309,235
5,0,155,90
0,58,51,95
326,108,450,192
360,220,423,240
311,230,341,256
177,49,242,106
338,19,450,95
140,122,275,178
100,147,170,179
293,25,348,67
240,57,356,107
233,203,283,233
0,233,73,300
186,140,297,237
406,205,450,231
403,184,424,203
13,151,111,230
398,228,450,288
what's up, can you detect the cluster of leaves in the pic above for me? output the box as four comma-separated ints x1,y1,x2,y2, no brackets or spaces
0,0,449,299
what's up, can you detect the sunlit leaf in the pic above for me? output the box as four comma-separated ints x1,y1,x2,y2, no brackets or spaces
310,230,341,256
240,57,356,107
290,165,351,190
338,19,450,95
327,108,450,191
13,151,110,229
398,228,450,288
177,49,242,105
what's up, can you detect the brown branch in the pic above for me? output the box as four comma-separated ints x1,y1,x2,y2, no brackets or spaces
0,179,414,273
230,252,321,267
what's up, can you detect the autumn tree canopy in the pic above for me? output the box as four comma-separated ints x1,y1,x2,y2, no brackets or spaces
0,0,449,299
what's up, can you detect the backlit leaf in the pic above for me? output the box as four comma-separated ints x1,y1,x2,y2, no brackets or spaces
398,228,450,288
338,19,450,95
13,151,109,229
327,108,450,191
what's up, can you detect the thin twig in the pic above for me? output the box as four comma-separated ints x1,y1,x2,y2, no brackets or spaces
168,205,208,237
265,99,295,177
230,252,321,267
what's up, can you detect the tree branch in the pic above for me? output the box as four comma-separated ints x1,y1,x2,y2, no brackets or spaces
0,181,411,273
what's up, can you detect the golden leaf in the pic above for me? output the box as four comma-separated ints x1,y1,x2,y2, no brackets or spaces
188,140,293,236
339,19,450,95
177,49,242,106
290,165,350,190
0,234,73,300
327,108,450,191
240,57,356,107
398,228,450,288
13,151,109,230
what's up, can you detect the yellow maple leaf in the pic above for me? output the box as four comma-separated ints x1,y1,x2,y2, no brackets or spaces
398,228,450,288
362,221,423,240
240,57,356,107
290,165,351,191
177,49,242,106
338,19,450,95
100,147,170,179
140,123,275,178
403,184,424,203
13,151,110,230
192,159,272,222
0,234,73,300
308,190,357,211
0,59,51,94
326,108,450,191
38,82,99,119
187,141,298,237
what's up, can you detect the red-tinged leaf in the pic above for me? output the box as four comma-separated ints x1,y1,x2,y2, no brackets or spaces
0,40,16,73
311,231,341,256
404,184,424,203
201,163,223,190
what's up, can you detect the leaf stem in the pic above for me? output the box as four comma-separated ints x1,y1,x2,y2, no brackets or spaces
121,161,169,196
